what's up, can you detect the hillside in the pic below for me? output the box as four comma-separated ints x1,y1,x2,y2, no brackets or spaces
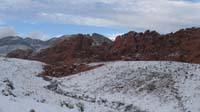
0,58,200,112
8,27,200,64
0,58,117,112
111,28,200,63
55,61,200,112
7,27,200,77
6,33,111,60
0,36,48,56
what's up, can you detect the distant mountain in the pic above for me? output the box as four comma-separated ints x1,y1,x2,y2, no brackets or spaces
7,27,200,76
31,27,200,64
23,37,49,50
6,33,111,60
0,36,48,56
46,33,112,46
1,33,110,56
90,33,112,46
27,34,112,65
45,35,71,46
7,27,200,77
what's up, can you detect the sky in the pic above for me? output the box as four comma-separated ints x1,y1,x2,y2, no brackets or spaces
0,0,200,40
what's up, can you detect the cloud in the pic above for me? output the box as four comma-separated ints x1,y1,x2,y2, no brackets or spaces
0,26,49,40
27,32,48,40
0,0,200,33
38,12,120,27
107,33,124,40
0,27,17,38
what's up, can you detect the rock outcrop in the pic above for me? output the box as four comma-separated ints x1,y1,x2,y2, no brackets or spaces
6,49,34,59
110,27,200,63
7,27,200,76
30,34,110,77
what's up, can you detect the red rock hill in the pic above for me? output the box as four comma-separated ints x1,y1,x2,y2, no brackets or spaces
7,27,200,76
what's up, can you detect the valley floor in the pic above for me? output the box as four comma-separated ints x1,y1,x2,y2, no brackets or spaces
0,57,200,112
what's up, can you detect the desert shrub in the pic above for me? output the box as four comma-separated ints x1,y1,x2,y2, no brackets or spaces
124,104,133,112
29,109,36,112
146,84,156,93
61,101,74,109
76,102,84,112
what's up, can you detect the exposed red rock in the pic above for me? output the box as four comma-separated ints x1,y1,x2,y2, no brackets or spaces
42,63,104,77
109,28,200,63
32,34,111,65
7,49,34,59
28,34,110,77
7,27,200,77
111,31,161,60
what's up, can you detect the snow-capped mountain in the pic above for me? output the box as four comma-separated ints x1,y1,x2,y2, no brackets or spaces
0,57,200,112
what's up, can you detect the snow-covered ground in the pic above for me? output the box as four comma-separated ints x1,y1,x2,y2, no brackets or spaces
0,57,200,112
0,57,115,112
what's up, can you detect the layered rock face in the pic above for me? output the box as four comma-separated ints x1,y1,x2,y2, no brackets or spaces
7,49,34,59
32,34,112,65
7,27,200,76
20,34,112,77
110,28,200,63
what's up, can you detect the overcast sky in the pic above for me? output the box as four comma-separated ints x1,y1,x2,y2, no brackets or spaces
0,0,200,40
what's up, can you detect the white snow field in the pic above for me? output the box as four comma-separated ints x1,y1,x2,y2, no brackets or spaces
0,57,200,112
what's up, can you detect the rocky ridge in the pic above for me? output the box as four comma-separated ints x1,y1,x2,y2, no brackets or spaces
7,27,200,76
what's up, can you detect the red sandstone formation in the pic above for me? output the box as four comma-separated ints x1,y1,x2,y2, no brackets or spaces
42,63,104,77
7,27,200,76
